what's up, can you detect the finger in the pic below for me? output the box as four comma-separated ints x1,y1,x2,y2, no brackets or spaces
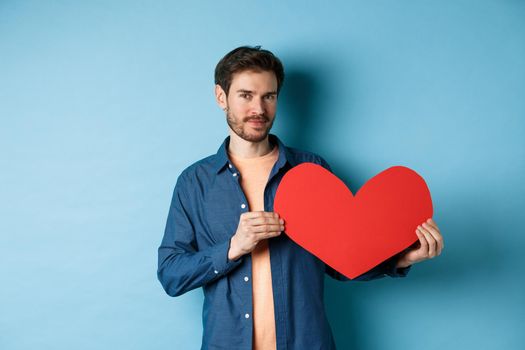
415,228,429,255
424,218,437,230
260,230,282,240
425,218,439,231
418,225,436,258
422,222,444,255
251,223,284,233
242,211,279,220
249,215,283,226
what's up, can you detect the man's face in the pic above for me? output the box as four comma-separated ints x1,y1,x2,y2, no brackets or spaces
216,70,278,143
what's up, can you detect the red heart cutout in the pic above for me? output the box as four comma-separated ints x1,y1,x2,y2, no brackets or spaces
274,163,433,279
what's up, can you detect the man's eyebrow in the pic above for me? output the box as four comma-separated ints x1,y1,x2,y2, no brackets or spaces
235,89,278,95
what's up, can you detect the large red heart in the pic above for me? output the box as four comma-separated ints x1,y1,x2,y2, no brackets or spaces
274,163,433,279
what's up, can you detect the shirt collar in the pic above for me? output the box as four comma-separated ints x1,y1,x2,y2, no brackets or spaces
213,133,296,174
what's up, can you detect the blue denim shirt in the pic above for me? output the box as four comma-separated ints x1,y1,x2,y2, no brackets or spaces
158,134,410,350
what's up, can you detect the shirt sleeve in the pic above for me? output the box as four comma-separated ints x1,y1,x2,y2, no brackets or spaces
157,174,243,297
325,254,411,281
314,155,412,282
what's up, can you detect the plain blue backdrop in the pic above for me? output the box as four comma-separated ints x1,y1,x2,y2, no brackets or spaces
1,1,524,349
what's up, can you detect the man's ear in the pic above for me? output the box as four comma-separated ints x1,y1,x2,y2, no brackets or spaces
215,84,228,110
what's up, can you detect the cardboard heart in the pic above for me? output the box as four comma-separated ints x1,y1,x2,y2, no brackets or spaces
274,163,433,279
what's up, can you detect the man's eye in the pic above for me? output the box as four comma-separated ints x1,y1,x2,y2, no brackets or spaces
265,95,276,101
240,94,251,99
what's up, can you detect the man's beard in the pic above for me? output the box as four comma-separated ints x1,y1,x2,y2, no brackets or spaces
226,109,275,143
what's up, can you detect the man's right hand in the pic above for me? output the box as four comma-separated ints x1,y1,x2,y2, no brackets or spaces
228,211,284,261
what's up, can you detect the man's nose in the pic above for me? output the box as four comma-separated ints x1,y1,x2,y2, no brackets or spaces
250,97,265,115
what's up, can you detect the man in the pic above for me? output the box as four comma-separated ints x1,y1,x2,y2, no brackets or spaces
157,46,444,350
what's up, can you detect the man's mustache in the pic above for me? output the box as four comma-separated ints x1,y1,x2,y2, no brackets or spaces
244,115,269,122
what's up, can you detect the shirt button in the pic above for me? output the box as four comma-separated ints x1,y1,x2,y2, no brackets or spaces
245,313,250,319
229,164,233,168
214,270,219,274
233,173,238,177
244,276,249,282
241,203,246,209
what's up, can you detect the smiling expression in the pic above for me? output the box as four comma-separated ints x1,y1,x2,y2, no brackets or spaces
216,70,278,143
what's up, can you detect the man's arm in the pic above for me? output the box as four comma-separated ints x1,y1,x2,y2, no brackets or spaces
325,218,444,281
157,175,285,297
157,176,242,297
325,253,411,282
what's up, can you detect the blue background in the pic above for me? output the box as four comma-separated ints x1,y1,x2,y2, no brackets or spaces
1,1,524,349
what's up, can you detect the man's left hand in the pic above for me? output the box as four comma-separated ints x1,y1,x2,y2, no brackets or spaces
395,218,444,268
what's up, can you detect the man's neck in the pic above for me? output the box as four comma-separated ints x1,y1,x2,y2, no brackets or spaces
228,131,273,159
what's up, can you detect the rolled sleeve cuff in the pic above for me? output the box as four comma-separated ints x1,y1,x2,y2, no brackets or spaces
210,239,243,276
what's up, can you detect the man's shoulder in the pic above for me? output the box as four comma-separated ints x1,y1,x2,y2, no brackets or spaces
177,154,217,183
284,145,331,169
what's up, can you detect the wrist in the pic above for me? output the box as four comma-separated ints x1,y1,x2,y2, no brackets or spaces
228,236,242,261
395,257,412,269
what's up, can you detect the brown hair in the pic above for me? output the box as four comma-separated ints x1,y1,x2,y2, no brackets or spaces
214,46,285,96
